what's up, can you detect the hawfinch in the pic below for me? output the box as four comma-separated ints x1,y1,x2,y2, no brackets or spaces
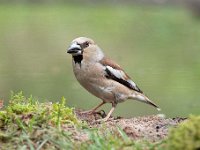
67,37,160,121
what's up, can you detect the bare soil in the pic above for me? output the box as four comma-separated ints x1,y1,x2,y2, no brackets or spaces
75,109,186,142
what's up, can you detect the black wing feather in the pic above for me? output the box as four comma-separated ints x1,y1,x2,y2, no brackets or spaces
105,67,143,93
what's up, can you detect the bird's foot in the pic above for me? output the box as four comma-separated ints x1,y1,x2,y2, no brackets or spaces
95,118,108,123
95,110,107,118
80,110,95,115
95,117,113,123
81,109,106,117
95,115,114,123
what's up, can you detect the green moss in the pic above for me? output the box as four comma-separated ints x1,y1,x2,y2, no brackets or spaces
167,115,200,150
0,92,80,149
0,92,199,149
0,92,158,149
0,91,79,128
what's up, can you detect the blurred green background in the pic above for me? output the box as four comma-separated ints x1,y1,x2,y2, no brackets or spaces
0,0,200,118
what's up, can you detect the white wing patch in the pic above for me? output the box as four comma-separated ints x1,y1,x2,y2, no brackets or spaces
127,79,137,87
105,65,143,93
106,66,126,79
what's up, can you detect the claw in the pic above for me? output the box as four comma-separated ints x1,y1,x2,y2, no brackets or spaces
80,110,94,114
96,110,107,118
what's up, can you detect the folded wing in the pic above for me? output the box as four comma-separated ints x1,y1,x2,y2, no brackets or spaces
100,57,143,93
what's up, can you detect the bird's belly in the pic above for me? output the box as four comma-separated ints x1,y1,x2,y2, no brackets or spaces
73,62,129,103
72,62,113,100
78,78,115,103
77,77,129,103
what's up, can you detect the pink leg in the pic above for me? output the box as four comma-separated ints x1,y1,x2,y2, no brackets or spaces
97,103,117,122
81,101,105,114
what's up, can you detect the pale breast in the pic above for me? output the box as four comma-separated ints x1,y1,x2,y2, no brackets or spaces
72,61,115,101
72,60,132,103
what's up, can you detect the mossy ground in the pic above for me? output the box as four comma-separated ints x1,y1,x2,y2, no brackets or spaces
0,92,199,150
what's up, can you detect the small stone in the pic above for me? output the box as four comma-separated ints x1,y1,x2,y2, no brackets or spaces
157,114,166,119
156,125,160,130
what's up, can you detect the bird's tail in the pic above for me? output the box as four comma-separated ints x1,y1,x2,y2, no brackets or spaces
129,92,161,111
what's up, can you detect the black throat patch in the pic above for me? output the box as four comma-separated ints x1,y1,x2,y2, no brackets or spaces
73,55,83,66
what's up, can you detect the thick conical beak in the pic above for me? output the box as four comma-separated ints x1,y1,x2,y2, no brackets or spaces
67,42,82,54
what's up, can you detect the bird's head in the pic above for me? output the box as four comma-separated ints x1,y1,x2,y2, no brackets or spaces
67,37,104,63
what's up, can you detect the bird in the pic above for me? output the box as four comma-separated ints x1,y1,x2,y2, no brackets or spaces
67,37,160,122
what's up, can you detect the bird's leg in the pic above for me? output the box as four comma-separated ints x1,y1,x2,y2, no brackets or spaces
97,103,116,122
81,101,105,114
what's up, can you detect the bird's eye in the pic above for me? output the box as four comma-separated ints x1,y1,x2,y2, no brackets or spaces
85,41,89,47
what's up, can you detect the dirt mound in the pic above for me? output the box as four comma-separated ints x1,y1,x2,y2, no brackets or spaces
76,110,186,142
